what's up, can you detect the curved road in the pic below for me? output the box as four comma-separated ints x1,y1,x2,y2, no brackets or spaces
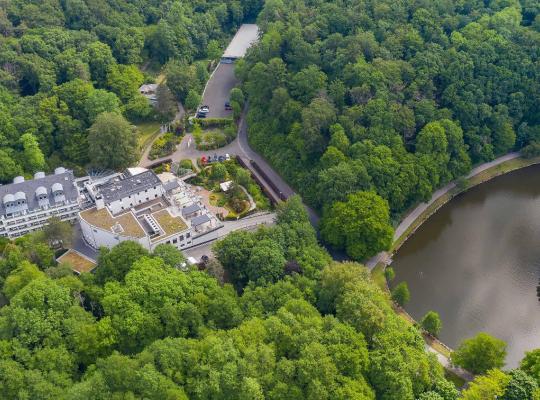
365,152,521,269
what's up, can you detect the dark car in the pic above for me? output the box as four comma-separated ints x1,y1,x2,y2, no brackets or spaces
218,155,225,162
224,101,232,111
196,111,207,118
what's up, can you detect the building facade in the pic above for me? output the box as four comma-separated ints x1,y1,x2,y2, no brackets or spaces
78,168,222,252
0,168,81,239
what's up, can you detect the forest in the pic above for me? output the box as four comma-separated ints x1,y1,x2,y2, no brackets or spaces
0,0,263,176
0,197,537,399
238,0,540,259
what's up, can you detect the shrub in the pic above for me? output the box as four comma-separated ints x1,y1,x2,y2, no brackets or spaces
421,311,442,337
391,282,410,306
522,142,540,159
384,267,395,282
198,118,234,128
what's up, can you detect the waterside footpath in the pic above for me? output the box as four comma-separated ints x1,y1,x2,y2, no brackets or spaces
367,151,540,387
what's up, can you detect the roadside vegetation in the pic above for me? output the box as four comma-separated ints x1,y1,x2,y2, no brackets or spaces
0,0,263,177
0,198,537,398
239,0,540,262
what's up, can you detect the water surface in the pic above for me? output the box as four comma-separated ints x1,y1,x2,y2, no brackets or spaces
392,164,540,367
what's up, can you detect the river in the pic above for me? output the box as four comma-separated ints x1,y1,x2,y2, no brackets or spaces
392,163,540,368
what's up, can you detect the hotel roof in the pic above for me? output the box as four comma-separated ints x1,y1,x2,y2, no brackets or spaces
98,170,161,203
0,170,78,215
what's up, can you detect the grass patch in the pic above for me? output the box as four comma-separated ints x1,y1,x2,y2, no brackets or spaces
209,192,226,207
136,122,161,150
445,369,467,389
371,262,388,291
424,334,452,358
152,209,188,241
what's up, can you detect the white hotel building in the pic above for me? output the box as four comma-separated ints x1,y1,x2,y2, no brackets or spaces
0,168,81,238
78,168,222,251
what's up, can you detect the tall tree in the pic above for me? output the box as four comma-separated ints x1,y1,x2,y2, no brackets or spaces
321,191,394,260
451,333,507,374
88,112,138,170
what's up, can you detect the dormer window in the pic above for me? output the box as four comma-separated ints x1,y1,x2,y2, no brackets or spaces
51,183,64,197
14,192,26,205
35,186,48,201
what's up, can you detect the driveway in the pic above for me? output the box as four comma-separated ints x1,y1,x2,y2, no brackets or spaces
201,63,237,118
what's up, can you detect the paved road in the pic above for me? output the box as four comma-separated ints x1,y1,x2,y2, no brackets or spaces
201,63,237,118
184,212,276,261
365,152,521,270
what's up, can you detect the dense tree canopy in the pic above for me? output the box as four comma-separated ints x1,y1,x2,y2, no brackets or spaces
0,0,265,180
239,0,540,257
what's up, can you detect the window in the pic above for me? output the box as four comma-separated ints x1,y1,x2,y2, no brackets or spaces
155,194,158,198
186,233,190,238
146,197,149,201
179,235,184,241
173,238,177,244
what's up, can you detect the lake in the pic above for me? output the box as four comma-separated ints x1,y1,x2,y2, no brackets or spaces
392,164,540,367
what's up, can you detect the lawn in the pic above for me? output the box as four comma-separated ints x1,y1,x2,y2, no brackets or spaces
136,122,161,150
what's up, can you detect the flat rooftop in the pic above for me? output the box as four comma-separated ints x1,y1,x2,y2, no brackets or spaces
80,207,146,238
222,24,259,59
150,209,188,243
57,249,96,274
98,170,161,203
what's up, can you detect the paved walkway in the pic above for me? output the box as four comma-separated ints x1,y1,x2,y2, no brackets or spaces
183,212,276,260
138,102,186,167
365,152,520,270
425,345,474,383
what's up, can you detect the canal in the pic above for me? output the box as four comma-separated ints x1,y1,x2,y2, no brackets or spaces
392,163,540,367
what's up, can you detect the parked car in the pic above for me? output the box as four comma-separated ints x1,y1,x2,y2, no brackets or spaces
199,105,209,113
224,101,232,111
225,153,231,160
218,155,225,162
196,111,207,118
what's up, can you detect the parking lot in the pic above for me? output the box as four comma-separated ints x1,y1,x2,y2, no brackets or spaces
200,63,237,118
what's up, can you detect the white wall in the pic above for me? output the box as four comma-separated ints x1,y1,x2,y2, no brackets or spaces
80,215,151,250
108,186,164,214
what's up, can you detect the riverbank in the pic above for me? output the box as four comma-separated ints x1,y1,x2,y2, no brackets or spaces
369,152,540,273
369,152,540,386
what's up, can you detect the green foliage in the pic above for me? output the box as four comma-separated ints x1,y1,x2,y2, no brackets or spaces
149,132,178,160
421,311,442,337
502,369,538,400
88,112,138,170
321,191,394,261
155,84,177,123
94,241,149,285
152,244,186,268
461,369,511,400
391,282,410,307
451,333,507,374
185,89,201,111
241,0,539,255
384,267,395,282
520,349,540,385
